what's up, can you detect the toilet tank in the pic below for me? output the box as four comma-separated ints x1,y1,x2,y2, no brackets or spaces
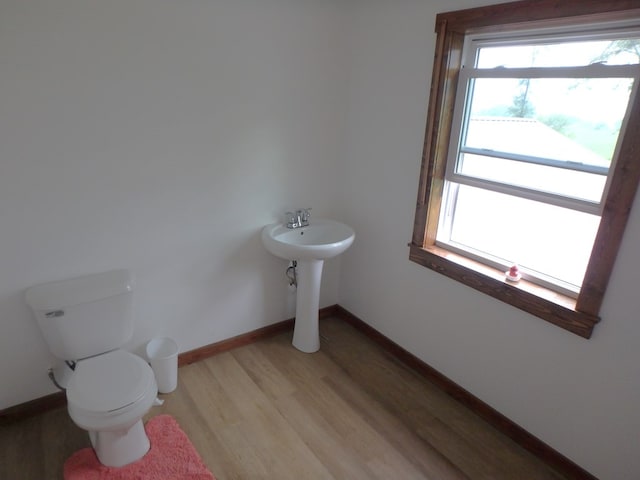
25,270,134,361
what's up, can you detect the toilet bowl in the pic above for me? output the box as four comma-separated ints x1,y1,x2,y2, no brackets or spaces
66,350,157,467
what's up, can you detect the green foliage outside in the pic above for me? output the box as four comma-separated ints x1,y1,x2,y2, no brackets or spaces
538,116,620,160
476,106,620,161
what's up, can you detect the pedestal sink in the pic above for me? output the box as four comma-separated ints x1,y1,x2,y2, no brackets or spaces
262,218,355,353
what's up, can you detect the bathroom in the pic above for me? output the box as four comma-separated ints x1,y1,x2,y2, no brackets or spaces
1,1,639,479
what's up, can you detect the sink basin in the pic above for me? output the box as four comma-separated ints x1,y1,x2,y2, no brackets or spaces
261,218,355,261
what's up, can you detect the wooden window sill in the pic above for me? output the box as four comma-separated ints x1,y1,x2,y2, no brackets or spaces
409,243,599,338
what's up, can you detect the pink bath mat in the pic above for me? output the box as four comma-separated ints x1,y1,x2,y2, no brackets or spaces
63,414,215,480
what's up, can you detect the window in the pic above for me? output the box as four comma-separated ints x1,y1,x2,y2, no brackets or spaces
410,0,640,338
443,28,639,296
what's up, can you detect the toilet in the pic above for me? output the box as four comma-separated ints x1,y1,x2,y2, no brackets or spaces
25,270,158,467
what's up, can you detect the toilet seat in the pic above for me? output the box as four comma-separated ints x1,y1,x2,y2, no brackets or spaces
67,350,156,426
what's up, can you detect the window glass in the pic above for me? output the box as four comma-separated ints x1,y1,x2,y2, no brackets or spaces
464,77,634,165
456,152,606,203
476,39,640,68
444,185,600,288
440,36,640,292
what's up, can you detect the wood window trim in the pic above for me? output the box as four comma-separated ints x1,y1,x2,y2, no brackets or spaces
410,0,640,339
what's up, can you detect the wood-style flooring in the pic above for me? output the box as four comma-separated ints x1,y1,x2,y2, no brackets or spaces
0,317,566,479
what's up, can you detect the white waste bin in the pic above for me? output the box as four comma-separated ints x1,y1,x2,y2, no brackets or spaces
146,337,179,394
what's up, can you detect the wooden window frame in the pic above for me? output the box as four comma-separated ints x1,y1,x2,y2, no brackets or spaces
409,0,640,339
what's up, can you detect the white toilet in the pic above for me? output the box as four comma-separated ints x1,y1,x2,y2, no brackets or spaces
25,270,158,467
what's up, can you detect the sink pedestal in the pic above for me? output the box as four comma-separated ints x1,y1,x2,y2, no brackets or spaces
292,259,324,353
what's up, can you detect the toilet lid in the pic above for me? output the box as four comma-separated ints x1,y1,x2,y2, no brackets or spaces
67,350,155,414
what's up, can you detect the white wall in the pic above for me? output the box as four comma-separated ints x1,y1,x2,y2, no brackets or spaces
338,1,640,479
3,0,638,478
0,0,349,408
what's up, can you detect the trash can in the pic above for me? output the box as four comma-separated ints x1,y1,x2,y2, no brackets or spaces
146,337,179,394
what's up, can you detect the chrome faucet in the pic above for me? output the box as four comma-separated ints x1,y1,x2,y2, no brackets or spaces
285,208,311,228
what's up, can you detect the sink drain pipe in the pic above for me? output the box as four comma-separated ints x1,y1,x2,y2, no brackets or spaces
286,261,297,288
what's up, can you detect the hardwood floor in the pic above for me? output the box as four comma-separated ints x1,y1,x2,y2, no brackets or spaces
0,317,566,479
